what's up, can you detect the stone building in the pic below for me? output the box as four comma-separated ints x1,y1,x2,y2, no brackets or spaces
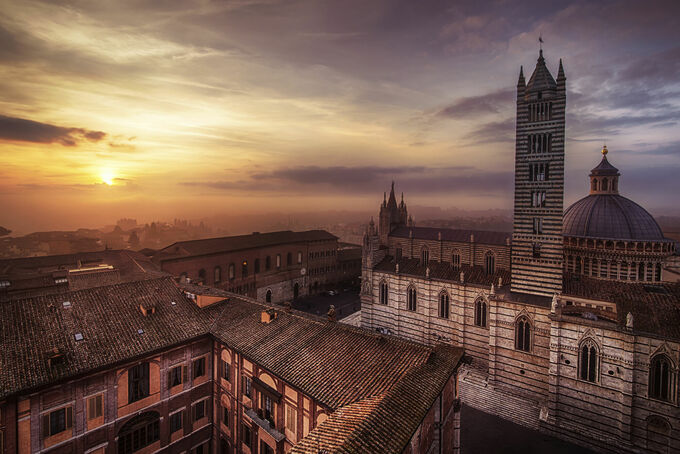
153,230,361,304
361,49,679,453
0,273,463,454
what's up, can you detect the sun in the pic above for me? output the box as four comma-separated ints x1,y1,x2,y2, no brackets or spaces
100,168,115,186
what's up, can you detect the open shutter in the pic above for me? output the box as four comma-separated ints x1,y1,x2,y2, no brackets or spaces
87,397,94,419
182,366,188,384
96,395,103,418
42,414,50,438
65,406,73,429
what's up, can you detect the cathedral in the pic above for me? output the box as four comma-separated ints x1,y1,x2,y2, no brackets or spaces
361,49,679,453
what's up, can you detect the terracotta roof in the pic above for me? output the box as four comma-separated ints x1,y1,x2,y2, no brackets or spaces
374,256,510,288
157,230,338,260
0,277,463,454
562,274,680,340
0,278,209,399
290,344,462,454
390,226,510,246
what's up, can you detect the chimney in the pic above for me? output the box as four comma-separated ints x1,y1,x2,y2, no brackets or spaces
48,348,64,369
261,309,278,324
327,305,337,322
138,296,156,316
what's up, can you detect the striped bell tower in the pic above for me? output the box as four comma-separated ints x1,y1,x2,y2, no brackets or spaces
511,49,566,296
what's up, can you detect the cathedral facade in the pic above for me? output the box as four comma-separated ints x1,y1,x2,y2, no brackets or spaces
361,51,679,453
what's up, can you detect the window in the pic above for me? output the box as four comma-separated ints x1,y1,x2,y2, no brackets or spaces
198,269,206,282
169,365,184,388
452,252,460,269
254,258,260,274
214,266,221,284
243,424,252,448
287,252,292,266
407,286,417,311
395,248,402,260
266,289,272,303
261,394,274,425
474,298,487,328
222,406,229,427
649,354,676,402
228,263,235,280
221,359,230,382
43,406,73,438
591,178,598,191
421,248,429,264
485,252,495,274
379,281,388,305
532,217,543,235
117,412,159,454
439,291,450,319
276,254,281,268
193,357,206,379
170,411,183,433
286,405,297,432
297,251,303,264
579,339,599,383
529,162,549,181
243,376,252,398
87,394,103,420
193,400,206,421
531,190,546,207
260,441,275,454
242,261,248,278
128,363,150,403
532,243,541,259
265,256,271,270
515,316,531,352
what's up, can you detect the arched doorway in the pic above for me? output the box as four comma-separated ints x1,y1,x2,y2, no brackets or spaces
293,283,299,300
118,411,160,454
265,289,272,303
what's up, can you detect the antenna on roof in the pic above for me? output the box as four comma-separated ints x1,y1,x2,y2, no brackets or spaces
539,34,544,50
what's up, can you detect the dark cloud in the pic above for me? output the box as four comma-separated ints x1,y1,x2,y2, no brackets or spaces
437,89,514,118
0,115,107,146
181,165,512,196
463,117,515,144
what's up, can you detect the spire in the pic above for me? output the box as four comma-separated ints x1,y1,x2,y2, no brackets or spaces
557,58,565,80
517,65,525,87
526,47,556,93
387,181,397,209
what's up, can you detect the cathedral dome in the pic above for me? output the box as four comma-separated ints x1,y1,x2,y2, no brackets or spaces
563,194,665,241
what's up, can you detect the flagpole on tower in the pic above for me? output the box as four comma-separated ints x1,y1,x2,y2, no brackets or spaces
539,34,544,51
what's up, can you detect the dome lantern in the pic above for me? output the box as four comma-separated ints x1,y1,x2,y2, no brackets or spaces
589,145,620,195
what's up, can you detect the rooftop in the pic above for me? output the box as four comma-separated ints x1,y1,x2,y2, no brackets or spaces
0,277,462,452
389,226,511,246
156,230,338,260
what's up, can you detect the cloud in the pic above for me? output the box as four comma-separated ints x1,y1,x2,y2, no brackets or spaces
0,115,107,146
437,89,514,118
463,117,515,144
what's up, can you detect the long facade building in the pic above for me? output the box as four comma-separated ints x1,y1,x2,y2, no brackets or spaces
361,50,680,454
0,274,463,454
154,230,361,304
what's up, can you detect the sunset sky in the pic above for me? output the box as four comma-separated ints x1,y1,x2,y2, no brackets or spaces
1,0,679,232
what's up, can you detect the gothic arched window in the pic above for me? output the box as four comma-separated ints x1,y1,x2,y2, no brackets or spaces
297,251,303,264
407,286,417,311
649,354,676,402
117,411,160,454
438,291,450,319
421,247,429,265
198,268,206,282
214,266,221,284
228,263,235,280
485,251,495,274
379,281,388,305
591,178,598,191
474,298,487,328
265,289,272,303
287,252,292,266
515,316,531,352
579,339,599,382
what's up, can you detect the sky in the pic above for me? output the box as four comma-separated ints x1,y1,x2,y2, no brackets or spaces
0,0,679,232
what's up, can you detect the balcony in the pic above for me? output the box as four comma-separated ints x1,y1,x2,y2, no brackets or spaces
244,408,286,443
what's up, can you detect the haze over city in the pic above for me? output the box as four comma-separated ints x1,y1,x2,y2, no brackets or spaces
1,0,679,233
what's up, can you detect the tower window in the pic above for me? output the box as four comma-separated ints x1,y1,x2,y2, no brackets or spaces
531,191,546,207
532,217,543,234
421,248,429,264
485,251,495,274
529,162,549,181
379,281,388,305
532,243,541,258
452,251,461,269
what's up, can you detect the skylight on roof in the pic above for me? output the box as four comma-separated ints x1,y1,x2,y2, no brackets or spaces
171,301,176,306
137,329,144,335
62,301,72,308
74,333,84,341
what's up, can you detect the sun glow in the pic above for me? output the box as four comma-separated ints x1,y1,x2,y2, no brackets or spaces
101,168,115,185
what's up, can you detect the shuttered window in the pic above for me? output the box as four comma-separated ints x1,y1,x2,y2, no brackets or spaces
87,394,103,420
42,406,73,438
